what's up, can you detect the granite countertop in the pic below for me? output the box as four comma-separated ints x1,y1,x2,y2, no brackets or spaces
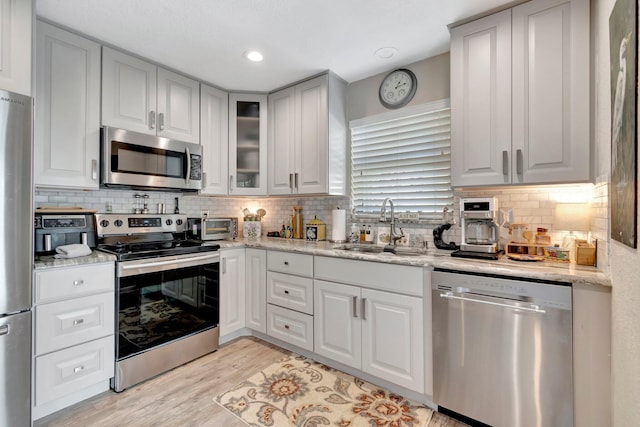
220,237,611,288
34,250,117,270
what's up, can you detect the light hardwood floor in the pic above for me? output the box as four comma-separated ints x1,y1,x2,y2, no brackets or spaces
35,337,466,427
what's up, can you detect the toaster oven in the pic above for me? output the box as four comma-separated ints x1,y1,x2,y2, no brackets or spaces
188,217,238,241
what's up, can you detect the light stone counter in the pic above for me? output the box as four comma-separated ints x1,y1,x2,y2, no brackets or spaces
34,250,117,270
219,237,611,288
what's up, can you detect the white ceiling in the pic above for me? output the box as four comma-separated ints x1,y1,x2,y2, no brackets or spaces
36,0,513,92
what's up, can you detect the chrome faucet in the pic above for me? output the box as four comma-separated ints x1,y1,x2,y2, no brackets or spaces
380,198,404,252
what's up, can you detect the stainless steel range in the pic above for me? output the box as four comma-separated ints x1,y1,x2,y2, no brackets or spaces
96,213,220,392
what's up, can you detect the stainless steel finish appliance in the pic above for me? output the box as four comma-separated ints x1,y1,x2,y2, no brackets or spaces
432,269,573,427
459,197,499,253
34,212,97,255
0,90,32,427
101,127,203,192
96,214,220,392
187,217,238,241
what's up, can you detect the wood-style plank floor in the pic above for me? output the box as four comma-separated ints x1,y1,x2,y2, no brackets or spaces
35,336,466,427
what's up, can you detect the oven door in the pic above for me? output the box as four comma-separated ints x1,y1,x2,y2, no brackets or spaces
101,127,202,191
116,252,219,361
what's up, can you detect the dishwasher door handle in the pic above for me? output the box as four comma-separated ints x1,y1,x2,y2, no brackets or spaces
440,292,546,314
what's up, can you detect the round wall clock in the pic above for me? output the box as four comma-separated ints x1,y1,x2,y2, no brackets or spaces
379,68,417,109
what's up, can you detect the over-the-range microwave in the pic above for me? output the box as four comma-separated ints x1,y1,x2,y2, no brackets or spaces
101,127,202,192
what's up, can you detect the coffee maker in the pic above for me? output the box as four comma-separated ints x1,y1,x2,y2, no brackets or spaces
459,197,499,254
34,212,97,256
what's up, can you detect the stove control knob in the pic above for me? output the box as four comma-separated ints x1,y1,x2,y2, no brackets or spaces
166,219,173,226
100,220,110,228
176,219,183,226
114,219,123,227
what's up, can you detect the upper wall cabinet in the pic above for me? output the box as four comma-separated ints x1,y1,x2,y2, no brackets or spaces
34,21,101,189
229,93,268,195
200,84,229,195
0,0,32,95
102,47,200,143
268,73,347,195
450,0,590,187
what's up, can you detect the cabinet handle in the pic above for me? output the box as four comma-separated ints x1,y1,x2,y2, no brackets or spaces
158,112,165,131
73,280,84,286
289,173,293,190
284,261,289,266
222,258,227,274
284,324,290,330
516,149,523,175
149,111,156,130
502,150,508,176
73,365,85,374
294,172,299,189
92,159,98,181
284,290,289,294
73,319,84,326
0,325,9,336
361,298,367,320
229,175,233,193
352,296,358,318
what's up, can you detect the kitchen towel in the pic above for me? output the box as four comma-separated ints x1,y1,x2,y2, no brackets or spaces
54,244,92,258
331,208,346,242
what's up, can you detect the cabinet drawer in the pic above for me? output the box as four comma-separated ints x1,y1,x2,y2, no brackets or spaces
314,256,423,297
35,292,114,355
267,271,313,315
35,263,115,303
267,251,313,277
266,304,313,351
35,335,114,406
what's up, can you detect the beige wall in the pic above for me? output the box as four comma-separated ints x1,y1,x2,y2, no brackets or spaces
594,0,640,424
346,52,450,121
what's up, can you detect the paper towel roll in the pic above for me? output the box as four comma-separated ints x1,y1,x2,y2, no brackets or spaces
331,208,346,242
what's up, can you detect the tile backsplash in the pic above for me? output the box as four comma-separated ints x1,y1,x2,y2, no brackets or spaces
35,180,607,270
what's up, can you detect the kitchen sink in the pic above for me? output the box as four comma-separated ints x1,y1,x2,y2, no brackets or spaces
337,245,384,254
336,245,430,256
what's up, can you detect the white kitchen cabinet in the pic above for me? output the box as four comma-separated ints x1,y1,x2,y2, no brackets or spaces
220,248,246,337
32,262,115,420
34,21,101,190
200,84,229,195
268,73,347,195
229,93,267,195
314,257,425,393
102,47,200,143
450,0,589,187
245,248,266,333
0,0,32,95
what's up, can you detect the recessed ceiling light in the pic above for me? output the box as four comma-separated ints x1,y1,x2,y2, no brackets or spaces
374,47,398,60
244,50,264,62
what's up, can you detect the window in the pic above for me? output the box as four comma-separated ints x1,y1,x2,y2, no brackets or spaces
350,100,452,221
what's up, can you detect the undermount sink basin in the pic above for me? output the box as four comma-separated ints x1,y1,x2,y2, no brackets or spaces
336,245,429,256
337,245,384,254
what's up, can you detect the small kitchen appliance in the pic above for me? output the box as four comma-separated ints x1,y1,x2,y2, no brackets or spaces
459,197,499,253
95,213,220,392
187,217,238,241
34,212,97,255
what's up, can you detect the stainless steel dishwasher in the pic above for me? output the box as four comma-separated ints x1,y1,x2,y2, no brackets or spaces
432,269,573,427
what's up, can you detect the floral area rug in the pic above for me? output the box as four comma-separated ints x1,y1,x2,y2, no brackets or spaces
215,354,434,427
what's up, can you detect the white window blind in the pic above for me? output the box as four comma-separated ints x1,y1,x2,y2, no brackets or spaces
350,100,452,220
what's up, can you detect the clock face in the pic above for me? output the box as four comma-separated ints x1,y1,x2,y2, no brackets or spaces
379,69,417,109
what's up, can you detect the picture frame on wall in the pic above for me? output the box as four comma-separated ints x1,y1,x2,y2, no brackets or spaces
610,0,638,249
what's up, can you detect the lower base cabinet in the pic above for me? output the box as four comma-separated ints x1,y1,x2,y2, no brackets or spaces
220,248,246,337
266,304,314,351
314,279,424,393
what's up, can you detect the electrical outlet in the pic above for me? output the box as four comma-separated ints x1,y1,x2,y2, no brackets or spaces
200,210,209,218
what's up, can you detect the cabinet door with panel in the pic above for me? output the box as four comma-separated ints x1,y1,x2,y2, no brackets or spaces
102,47,157,135
0,0,32,95
450,10,512,187
268,73,346,195
34,21,101,189
102,47,200,143
200,84,229,195
229,93,268,195
220,248,246,336
245,248,266,333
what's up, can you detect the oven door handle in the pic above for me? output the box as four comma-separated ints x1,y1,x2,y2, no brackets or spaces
119,252,220,277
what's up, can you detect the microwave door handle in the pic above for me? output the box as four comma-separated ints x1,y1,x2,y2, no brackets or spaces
185,147,191,184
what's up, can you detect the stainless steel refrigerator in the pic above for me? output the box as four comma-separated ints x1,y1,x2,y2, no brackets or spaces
0,89,33,427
